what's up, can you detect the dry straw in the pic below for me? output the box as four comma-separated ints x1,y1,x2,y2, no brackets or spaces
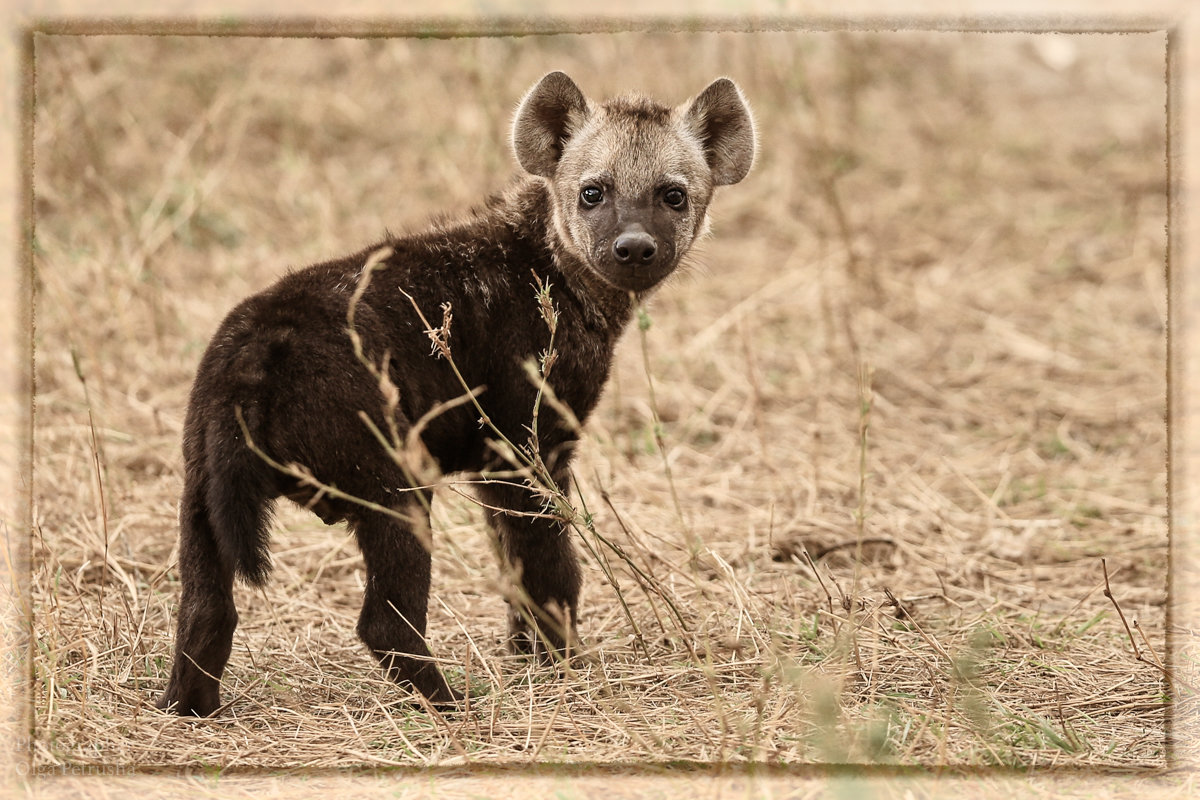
29,31,1169,772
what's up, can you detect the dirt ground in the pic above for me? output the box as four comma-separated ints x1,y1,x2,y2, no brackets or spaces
29,30,1170,774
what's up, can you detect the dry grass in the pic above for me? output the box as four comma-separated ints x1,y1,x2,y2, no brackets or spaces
29,31,1169,772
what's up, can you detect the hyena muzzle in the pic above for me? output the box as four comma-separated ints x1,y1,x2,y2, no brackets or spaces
156,70,755,716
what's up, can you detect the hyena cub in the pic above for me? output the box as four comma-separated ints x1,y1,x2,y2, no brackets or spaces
157,71,755,716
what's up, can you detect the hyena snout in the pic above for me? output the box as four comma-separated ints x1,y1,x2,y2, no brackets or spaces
611,226,658,266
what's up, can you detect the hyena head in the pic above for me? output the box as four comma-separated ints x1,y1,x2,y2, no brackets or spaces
513,71,756,294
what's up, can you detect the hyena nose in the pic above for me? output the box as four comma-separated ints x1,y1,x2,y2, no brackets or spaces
612,231,658,265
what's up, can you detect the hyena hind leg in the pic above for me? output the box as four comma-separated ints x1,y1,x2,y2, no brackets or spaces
156,478,246,717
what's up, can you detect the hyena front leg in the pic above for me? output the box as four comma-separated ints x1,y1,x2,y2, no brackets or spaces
479,474,581,659
351,493,463,706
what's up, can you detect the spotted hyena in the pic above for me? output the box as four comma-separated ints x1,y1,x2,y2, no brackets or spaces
157,71,756,716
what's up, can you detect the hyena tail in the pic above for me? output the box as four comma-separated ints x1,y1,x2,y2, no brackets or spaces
193,413,277,587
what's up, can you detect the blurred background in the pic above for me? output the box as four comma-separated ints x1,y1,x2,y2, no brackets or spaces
30,31,1167,767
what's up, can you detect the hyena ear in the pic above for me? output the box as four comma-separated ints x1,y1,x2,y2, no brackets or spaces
512,71,589,178
682,78,757,186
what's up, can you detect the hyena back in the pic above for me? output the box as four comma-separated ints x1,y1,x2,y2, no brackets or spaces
157,71,755,716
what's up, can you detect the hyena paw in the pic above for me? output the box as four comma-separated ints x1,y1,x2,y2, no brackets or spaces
506,601,579,662
155,682,221,718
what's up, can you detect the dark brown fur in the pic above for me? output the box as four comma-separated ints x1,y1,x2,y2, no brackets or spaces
157,72,755,716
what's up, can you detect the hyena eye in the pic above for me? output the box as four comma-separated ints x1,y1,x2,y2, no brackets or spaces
580,186,604,207
664,188,687,210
